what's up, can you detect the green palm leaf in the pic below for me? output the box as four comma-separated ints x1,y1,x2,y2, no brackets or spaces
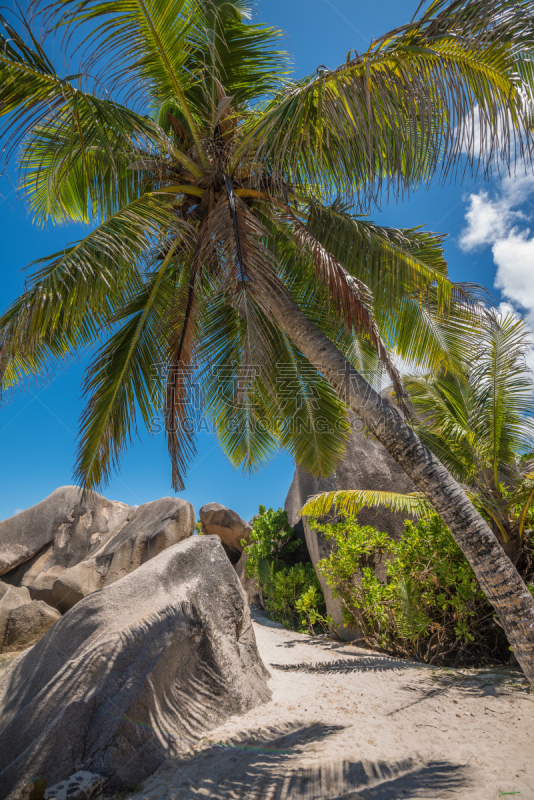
19,112,160,225
240,0,533,204
55,0,214,155
0,12,159,181
301,489,433,518
0,194,178,392
306,203,451,309
406,310,534,490
75,240,183,488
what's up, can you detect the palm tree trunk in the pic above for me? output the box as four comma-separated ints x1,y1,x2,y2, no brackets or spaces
258,276,534,684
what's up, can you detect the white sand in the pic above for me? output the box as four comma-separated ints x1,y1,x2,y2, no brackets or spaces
129,610,534,799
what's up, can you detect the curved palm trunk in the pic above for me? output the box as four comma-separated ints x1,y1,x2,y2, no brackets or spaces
258,277,534,684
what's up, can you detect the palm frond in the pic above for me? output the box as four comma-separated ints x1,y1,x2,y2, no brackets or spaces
261,327,351,476
0,194,178,393
306,202,451,310
0,195,183,391
197,291,282,473
404,371,480,482
470,310,534,482
289,214,405,399
195,202,352,477
75,239,183,489
239,0,534,205
263,218,387,390
300,488,433,518
19,112,161,225
183,7,289,114
164,243,202,491
0,11,158,177
53,0,213,153
405,309,534,489
380,288,485,375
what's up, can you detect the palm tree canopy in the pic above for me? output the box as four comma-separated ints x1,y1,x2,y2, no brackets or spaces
405,311,534,487
2,0,534,491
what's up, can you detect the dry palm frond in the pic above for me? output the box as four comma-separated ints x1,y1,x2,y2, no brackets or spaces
290,215,406,401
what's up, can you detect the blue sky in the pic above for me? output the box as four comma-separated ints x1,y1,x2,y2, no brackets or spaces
2,0,533,522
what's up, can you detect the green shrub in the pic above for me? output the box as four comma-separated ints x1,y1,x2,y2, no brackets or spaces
312,514,504,665
243,505,329,634
243,505,299,575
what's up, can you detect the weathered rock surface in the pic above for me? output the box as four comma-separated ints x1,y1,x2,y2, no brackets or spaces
285,404,416,641
0,536,270,800
0,486,132,577
234,550,262,607
44,770,105,800
0,582,61,654
199,503,252,565
0,487,195,612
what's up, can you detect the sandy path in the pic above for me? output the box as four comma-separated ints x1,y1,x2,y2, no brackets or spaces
130,610,534,799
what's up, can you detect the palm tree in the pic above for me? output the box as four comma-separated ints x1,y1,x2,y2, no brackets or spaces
1,0,534,682
304,312,534,566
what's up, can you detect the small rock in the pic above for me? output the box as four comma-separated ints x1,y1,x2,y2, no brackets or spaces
0,584,61,653
43,772,104,800
199,503,252,564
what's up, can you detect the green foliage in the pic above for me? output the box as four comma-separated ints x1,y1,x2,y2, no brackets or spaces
2,0,531,492
243,505,299,575
313,514,500,665
265,562,329,635
303,311,534,561
243,505,329,634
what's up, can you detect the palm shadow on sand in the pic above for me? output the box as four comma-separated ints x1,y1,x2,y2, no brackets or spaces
128,720,470,799
270,657,417,674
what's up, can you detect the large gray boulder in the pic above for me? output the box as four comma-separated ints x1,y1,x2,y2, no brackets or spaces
0,536,270,800
0,486,132,577
0,583,60,654
285,405,416,641
0,487,195,612
199,503,252,565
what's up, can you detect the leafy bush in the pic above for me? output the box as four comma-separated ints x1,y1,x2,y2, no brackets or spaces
313,514,506,665
521,525,534,593
243,505,329,634
243,505,300,575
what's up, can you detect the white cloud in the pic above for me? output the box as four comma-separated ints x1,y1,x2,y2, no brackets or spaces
459,191,508,250
459,177,534,373
459,176,534,252
459,177,534,322
493,230,534,326
459,102,532,166
497,301,518,317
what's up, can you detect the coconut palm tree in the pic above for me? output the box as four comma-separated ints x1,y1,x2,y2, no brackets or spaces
1,0,534,681
304,312,534,564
